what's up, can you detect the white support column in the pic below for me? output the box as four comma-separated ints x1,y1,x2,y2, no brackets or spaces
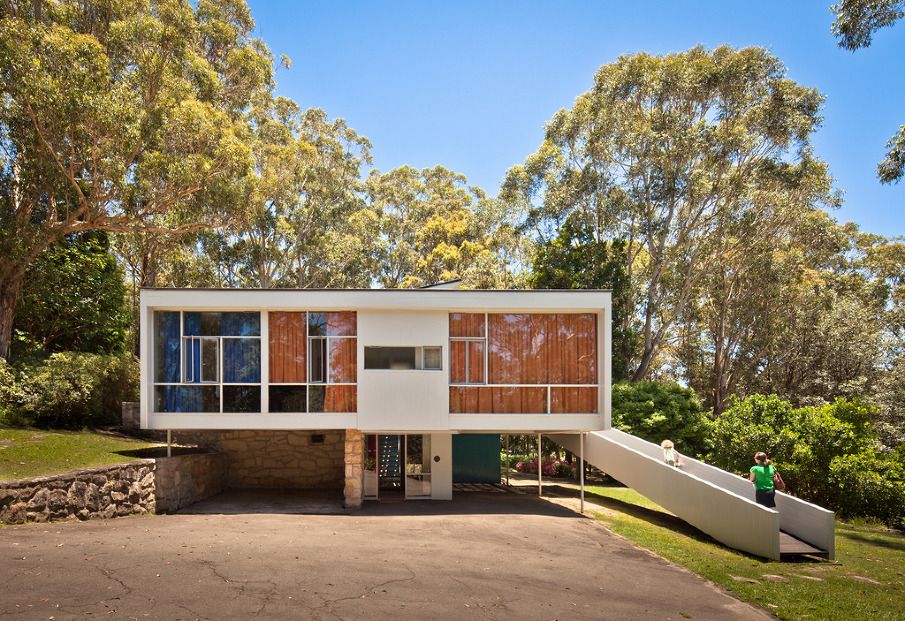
166,429,172,458
580,432,585,514
505,434,510,485
537,433,542,497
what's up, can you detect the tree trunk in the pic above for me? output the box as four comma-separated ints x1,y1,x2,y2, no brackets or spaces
0,274,24,362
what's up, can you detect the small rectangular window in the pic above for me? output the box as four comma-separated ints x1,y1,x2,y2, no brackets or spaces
309,337,327,383
201,337,219,383
423,346,442,370
364,346,442,370
365,347,416,370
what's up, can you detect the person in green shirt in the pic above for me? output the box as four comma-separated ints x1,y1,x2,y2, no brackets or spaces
749,452,779,507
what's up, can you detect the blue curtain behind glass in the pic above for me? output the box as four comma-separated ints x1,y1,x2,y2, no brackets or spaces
223,339,261,383
156,386,219,412
184,312,259,336
183,312,202,336
222,312,260,336
155,312,180,382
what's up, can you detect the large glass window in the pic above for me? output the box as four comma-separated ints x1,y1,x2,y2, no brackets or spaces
449,312,598,414
154,312,181,383
268,310,357,413
152,311,262,414
449,313,486,384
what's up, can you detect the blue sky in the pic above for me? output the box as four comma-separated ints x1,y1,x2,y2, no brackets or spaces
247,0,903,237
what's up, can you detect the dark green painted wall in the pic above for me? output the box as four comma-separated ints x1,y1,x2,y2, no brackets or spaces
452,434,501,483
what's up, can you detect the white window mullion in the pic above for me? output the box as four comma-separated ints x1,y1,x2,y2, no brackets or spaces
261,310,269,414
484,313,489,385
218,336,224,413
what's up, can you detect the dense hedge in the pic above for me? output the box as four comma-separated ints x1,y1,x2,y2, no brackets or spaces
612,381,711,457
0,352,138,428
708,394,905,527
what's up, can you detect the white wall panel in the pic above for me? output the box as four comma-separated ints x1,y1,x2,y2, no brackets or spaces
357,310,449,430
431,433,453,500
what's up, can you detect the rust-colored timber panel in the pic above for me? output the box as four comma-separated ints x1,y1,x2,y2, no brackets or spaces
269,312,306,383
449,386,465,413
449,313,485,338
550,387,598,414
325,385,357,412
450,341,467,383
569,313,597,385
329,338,357,383
449,386,548,414
488,313,598,386
468,341,485,383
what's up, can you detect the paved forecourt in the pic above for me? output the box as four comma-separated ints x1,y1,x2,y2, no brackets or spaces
0,492,772,620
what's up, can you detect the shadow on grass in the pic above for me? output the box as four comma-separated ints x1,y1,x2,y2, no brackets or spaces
542,483,720,541
115,446,208,459
840,529,905,552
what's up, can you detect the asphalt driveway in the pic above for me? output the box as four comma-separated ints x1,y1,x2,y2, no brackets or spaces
0,492,771,620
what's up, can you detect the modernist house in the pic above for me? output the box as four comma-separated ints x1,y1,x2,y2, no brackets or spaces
140,287,609,506
139,286,834,560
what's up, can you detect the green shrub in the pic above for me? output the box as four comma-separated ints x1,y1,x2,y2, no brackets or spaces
830,451,905,528
612,381,711,457
1,352,138,428
0,357,15,422
708,394,905,527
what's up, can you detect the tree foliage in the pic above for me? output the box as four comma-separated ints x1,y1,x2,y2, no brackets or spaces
612,381,711,457
367,165,518,289
14,232,128,358
0,0,275,359
503,46,835,381
708,394,905,525
529,217,635,379
0,351,138,428
832,0,904,49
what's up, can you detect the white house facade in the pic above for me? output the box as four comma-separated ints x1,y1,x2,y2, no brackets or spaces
140,288,611,506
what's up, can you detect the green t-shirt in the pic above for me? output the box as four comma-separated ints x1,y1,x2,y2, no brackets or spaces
750,464,775,491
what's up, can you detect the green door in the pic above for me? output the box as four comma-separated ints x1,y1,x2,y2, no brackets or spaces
453,434,501,483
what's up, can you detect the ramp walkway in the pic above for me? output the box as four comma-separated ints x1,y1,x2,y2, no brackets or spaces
549,429,834,560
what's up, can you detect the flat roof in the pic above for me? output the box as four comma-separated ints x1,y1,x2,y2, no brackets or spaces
140,287,613,292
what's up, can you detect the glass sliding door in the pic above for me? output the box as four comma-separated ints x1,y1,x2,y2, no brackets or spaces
405,434,432,498
364,434,378,499
363,434,433,501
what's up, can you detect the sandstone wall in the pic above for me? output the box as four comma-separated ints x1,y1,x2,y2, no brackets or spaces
343,429,364,509
0,452,226,525
153,452,226,513
215,430,345,489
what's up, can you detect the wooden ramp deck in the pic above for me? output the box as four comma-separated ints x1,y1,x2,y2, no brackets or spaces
780,531,827,557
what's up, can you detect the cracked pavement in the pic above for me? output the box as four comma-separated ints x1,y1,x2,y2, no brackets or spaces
0,492,773,620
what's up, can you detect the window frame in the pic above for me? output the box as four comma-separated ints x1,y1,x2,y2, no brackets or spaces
362,345,444,371
267,310,357,414
153,310,263,414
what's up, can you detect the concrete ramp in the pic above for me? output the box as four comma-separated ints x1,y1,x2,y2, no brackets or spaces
549,429,834,560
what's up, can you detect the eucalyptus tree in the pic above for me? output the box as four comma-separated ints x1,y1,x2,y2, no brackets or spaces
503,46,834,380
0,0,275,360
832,0,905,182
366,165,517,289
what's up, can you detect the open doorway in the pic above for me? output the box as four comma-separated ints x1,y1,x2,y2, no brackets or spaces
364,434,432,501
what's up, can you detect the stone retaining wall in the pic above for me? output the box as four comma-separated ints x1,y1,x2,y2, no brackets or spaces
0,452,225,525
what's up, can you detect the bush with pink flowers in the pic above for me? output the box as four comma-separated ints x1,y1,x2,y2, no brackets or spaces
515,457,575,478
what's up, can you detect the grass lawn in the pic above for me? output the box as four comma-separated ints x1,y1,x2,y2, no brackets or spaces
573,483,905,621
0,427,165,481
